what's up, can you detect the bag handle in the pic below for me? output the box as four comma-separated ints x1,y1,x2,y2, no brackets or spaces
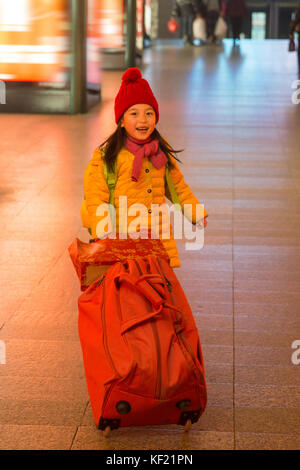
114,272,166,309
120,300,185,335
114,271,185,335
114,271,166,335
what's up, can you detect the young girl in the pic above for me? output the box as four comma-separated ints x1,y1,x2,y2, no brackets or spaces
81,67,208,268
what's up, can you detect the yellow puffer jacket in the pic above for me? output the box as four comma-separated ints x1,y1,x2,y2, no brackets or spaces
81,146,207,267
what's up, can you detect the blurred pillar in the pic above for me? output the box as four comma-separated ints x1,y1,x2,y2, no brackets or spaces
150,0,159,39
70,0,87,114
125,0,137,68
269,0,279,39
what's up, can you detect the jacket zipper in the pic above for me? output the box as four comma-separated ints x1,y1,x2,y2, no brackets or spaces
134,259,164,400
156,258,203,383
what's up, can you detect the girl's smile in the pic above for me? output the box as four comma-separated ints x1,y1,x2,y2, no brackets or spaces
121,104,156,140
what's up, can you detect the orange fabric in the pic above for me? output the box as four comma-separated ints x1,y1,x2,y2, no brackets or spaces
78,256,207,428
81,146,208,267
68,236,169,291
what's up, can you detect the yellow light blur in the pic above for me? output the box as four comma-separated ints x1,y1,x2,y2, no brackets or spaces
0,0,70,83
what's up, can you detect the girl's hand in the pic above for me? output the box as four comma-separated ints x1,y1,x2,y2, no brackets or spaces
196,218,207,229
100,232,115,239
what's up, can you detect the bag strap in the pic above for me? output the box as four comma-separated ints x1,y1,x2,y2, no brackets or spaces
101,149,117,232
165,165,181,209
101,148,116,207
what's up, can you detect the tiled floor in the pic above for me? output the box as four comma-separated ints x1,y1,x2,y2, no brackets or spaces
0,39,300,450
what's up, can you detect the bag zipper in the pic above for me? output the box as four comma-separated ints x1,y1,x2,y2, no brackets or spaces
134,259,164,400
155,258,203,383
101,277,121,379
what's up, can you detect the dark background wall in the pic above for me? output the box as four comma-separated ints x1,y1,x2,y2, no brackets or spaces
245,1,298,38
277,6,298,38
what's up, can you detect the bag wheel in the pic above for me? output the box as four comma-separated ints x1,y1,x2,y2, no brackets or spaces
103,426,111,438
184,419,192,433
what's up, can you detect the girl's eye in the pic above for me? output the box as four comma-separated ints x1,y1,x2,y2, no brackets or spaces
147,112,153,116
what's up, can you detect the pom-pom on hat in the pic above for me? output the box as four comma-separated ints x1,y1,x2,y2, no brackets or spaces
114,67,159,124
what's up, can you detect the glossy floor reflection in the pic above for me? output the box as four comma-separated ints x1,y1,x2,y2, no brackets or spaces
0,39,300,450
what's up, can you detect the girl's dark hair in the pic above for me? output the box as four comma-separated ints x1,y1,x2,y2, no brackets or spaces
99,122,183,173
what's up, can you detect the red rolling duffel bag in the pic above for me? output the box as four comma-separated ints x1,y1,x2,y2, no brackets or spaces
78,255,207,435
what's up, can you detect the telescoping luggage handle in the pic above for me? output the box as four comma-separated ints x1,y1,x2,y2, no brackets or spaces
113,272,184,335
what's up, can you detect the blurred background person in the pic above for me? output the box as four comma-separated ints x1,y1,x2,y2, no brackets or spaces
289,3,300,78
195,0,208,18
171,0,198,45
193,0,208,45
203,0,225,43
226,0,248,46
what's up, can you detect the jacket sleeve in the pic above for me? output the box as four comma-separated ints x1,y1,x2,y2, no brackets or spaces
168,158,208,223
83,147,111,239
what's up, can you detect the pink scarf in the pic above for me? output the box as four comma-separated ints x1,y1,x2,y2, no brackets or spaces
125,135,168,182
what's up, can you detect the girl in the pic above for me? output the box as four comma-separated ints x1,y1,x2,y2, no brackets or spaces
81,67,208,268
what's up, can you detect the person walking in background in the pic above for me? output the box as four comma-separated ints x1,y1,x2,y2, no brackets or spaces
203,0,225,43
194,0,207,19
226,0,248,46
289,4,300,78
193,0,208,45
171,0,198,45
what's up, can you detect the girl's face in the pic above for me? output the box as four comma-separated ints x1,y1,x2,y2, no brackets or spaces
121,103,156,140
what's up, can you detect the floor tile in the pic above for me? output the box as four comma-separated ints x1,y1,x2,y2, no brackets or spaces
1,38,300,450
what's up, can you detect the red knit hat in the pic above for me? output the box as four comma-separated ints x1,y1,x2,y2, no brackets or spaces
114,67,159,124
